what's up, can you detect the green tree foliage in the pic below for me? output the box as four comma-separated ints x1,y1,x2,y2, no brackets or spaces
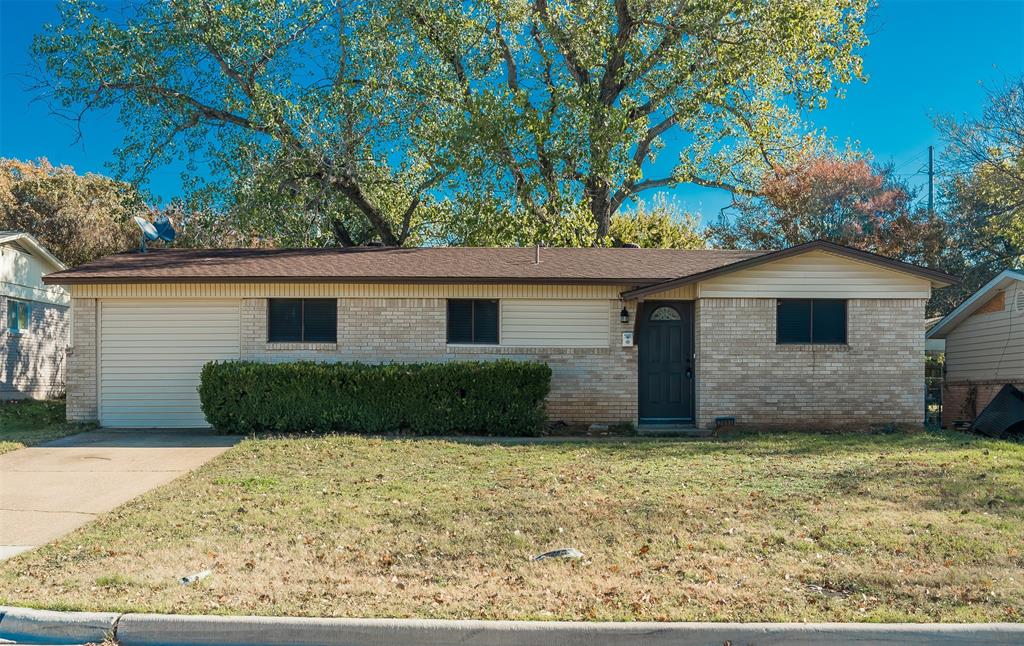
34,0,446,247
608,198,707,249
441,194,706,248
33,0,869,245
0,158,147,266
709,152,947,267
935,78,1024,310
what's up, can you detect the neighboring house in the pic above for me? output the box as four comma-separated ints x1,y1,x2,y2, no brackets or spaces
927,269,1024,428
1,232,70,400
925,317,945,354
43,240,954,430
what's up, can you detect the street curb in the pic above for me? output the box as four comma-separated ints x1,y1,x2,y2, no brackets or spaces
111,616,1024,646
3,607,1024,646
0,605,119,644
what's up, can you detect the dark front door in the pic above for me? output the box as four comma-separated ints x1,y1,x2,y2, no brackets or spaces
638,301,694,423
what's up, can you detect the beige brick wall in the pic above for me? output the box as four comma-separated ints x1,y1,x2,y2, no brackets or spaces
66,298,97,421
65,293,925,429
240,298,638,426
1,296,69,400
695,297,925,428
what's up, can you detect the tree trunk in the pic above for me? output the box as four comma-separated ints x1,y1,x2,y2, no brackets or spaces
327,176,399,246
331,218,356,247
586,177,613,240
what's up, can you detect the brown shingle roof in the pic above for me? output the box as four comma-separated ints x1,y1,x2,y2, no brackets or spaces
42,246,768,285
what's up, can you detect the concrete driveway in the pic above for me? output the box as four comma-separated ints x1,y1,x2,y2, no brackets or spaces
0,430,239,560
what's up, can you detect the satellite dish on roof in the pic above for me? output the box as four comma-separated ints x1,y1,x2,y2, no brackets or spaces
133,215,174,252
153,214,176,242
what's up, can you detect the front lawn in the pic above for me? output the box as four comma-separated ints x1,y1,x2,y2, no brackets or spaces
0,430,1021,622
0,400,90,454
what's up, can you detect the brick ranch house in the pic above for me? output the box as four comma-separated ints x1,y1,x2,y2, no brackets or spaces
42,240,954,430
928,269,1024,428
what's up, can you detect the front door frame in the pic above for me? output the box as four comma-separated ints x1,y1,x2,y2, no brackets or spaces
637,300,696,424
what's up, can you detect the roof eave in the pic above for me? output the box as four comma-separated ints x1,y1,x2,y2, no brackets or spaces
0,233,67,271
42,275,671,287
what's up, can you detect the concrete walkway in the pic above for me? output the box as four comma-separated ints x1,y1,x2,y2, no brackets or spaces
0,430,239,560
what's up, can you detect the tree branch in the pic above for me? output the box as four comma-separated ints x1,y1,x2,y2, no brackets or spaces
633,112,677,167
494,24,518,92
398,170,449,243
532,0,590,87
597,0,636,104
249,9,331,85
611,173,745,213
99,81,271,133
618,2,688,92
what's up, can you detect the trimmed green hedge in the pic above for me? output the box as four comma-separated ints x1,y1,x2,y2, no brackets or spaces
198,360,551,436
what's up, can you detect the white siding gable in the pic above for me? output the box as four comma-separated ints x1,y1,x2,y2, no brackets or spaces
945,282,1024,381
0,242,69,305
696,250,932,299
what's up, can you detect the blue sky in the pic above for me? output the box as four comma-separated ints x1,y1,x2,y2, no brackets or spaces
1,0,1023,223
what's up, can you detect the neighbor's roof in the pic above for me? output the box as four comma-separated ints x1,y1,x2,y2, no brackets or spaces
42,246,768,286
0,231,66,271
928,269,1024,339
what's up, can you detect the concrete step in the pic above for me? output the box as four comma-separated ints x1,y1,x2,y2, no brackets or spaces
636,425,713,438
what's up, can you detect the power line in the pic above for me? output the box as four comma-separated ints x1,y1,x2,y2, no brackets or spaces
892,150,926,174
928,145,935,216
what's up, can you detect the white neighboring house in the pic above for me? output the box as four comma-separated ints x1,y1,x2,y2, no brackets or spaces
927,269,1024,427
1,232,70,400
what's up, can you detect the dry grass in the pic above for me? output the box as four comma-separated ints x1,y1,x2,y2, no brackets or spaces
0,400,90,454
0,430,1022,622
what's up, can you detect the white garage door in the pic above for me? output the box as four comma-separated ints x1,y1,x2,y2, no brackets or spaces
99,300,241,428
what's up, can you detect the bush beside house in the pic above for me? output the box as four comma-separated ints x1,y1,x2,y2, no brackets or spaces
198,359,551,436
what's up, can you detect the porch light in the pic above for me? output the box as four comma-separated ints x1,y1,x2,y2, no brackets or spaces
620,306,630,323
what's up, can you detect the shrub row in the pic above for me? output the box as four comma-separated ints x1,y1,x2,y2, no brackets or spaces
198,359,551,436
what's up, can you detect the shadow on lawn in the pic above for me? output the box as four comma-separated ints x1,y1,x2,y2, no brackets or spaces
820,450,1024,515
240,428,1022,465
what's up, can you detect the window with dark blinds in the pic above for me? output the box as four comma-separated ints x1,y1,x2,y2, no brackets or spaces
472,300,499,344
268,299,302,342
776,299,812,343
447,299,499,344
811,299,847,344
268,299,336,343
302,299,337,342
776,299,846,344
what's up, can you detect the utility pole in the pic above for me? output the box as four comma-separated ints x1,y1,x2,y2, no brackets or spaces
927,145,934,216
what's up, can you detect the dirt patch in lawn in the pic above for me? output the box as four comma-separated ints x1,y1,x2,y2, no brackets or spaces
0,430,1021,622
0,400,92,454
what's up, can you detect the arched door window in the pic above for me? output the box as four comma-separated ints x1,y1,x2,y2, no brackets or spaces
649,306,681,321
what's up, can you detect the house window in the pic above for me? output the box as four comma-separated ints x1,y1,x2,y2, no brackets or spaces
267,299,337,343
776,299,847,344
6,298,30,334
649,306,681,321
447,299,499,344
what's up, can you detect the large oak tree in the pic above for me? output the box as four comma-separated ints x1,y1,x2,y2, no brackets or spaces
34,0,869,245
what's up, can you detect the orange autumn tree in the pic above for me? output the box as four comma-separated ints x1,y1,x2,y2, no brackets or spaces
710,154,946,266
